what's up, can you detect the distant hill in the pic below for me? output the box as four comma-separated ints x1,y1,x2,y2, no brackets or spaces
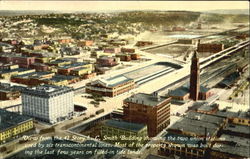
0,10,60,16
203,9,249,15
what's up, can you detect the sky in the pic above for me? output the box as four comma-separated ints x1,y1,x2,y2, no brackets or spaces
0,1,249,12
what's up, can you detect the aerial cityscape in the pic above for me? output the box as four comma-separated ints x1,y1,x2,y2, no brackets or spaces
0,1,249,159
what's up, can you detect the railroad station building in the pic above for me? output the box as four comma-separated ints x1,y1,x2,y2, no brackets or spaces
86,75,135,97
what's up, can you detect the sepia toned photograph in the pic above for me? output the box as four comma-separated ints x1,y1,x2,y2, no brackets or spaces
0,1,249,159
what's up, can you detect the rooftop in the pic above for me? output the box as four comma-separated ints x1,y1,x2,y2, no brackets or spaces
169,84,210,97
104,119,146,132
224,123,250,135
124,93,170,107
212,134,250,158
91,75,133,88
22,84,73,98
13,71,54,79
163,132,204,147
168,112,225,136
0,109,32,132
59,62,90,69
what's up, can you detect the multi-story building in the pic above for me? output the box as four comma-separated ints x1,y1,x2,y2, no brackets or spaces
0,109,34,144
104,47,121,54
0,53,35,68
115,53,131,61
22,84,74,124
135,41,153,47
0,83,21,100
121,48,135,53
57,62,93,76
197,43,224,53
159,111,227,159
77,40,94,47
101,119,148,148
123,93,171,137
96,56,119,67
86,75,135,97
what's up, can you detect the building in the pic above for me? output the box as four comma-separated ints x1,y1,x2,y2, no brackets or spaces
58,38,72,44
177,39,194,44
0,83,21,100
210,134,250,159
217,72,240,88
121,48,135,53
116,53,131,61
77,40,94,47
135,41,153,47
86,75,135,97
96,56,119,67
30,63,50,72
190,51,200,101
101,119,148,148
104,47,121,54
168,84,212,101
1,67,36,80
0,109,34,144
172,26,186,31
48,59,72,67
0,53,35,68
123,93,171,137
22,85,74,124
159,111,228,159
197,43,224,53
57,62,93,76
131,53,140,60
11,71,55,86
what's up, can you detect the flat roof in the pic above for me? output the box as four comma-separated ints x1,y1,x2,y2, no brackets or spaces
224,123,250,135
59,62,89,69
212,134,250,158
22,84,73,98
0,109,32,132
169,84,210,97
163,132,204,147
92,75,133,88
124,93,170,107
169,112,225,136
13,71,53,78
104,119,146,132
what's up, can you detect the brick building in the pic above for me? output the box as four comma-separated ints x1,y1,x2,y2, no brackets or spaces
0,53,35,68
197,43,224,53
96,56,119,67
104,47,121,54
77,40,94,47
135,41,153,47
86,75,135,97
123,93,171,137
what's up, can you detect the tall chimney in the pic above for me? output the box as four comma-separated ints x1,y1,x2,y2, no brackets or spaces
52,136,55,148
203,127,207,144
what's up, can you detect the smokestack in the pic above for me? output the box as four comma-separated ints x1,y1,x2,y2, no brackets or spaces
198,39,201,44
52,136,55,148
204,128,207,144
